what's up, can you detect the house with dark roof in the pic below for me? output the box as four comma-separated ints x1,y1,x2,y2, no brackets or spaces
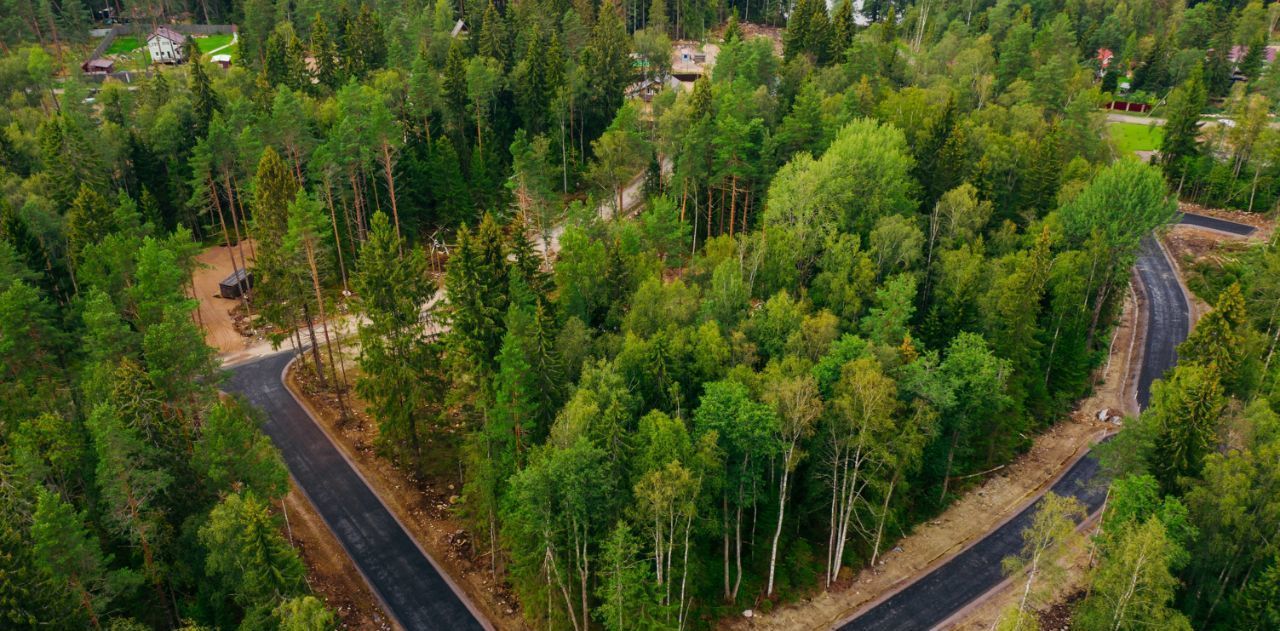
147,27,188,64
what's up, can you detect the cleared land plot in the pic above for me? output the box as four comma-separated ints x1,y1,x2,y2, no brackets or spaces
195,33,234,52
1108,121,1164,155
104,35,142,55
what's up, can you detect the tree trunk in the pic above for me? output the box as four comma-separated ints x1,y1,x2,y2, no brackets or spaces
322,180,349,292
303,237,347,418
301,302,326,386
728,175,737,237
766,443,793,595
722,494,731,600
380,141,403,245
870,474,897,567
940,429,960,502
209,178,252,323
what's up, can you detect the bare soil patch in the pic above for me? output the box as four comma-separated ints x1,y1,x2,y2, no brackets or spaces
279,482,395,629
737,23,785,56
193,240,260,354
285,363,527,631
1162,222,1260,322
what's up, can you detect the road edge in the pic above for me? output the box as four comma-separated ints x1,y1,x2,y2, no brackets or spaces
277,356,497,631
932,223,1199,629
829,423,1112,630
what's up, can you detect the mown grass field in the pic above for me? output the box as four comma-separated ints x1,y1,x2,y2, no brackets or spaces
195,33,234,54
104,36,141,55
1108,121,1164,155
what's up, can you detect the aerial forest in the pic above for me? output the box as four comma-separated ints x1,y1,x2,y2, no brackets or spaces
2,0,1280,628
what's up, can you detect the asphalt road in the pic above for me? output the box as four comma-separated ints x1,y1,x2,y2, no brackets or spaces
224,352,486,631
839,214,1249,630
1179,212,1258,237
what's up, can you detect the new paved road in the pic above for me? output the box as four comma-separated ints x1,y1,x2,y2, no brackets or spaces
839,214,1250,630
224,352,487,631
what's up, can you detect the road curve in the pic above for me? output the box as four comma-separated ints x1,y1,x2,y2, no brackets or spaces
1179,212,1258,237
224,352,487,631
837,214,1247,630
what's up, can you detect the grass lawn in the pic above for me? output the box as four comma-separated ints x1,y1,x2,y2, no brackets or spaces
195,33,234,54
104,36,142,55
1108,121,1164,155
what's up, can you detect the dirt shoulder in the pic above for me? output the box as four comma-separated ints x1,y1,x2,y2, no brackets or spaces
278,481,395,629
725,281,1142,631
284,365,527,631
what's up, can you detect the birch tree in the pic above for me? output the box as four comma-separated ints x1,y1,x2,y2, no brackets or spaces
693,379,777,602
825,356,899,585
997,492,1084,630
762,371,822,596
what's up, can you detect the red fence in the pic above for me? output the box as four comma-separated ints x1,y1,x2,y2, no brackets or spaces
1106,101,1153,113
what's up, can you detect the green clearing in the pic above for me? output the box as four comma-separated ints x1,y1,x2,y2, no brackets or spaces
1108,121,1164,155
104,36,142,55
195,33,234,54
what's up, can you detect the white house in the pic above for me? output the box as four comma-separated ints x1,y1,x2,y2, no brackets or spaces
148,27,188,64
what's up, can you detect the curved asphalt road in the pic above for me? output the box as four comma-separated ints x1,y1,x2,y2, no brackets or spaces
838,213,1254,630
224,352,487,631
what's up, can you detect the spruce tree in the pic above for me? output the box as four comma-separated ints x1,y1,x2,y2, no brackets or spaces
1160,67,1207,185
189,60,221,138
478,1,508,67
355,212,443,471
31,489,133,628
1240,38,1266,81
444,213,510,386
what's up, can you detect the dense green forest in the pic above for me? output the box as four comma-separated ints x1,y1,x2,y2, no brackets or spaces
2,0,1280,628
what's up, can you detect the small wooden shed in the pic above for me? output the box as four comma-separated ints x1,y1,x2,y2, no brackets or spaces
82,58,115,74
218,268,253,299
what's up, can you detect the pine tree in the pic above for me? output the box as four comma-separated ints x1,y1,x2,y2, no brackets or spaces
1147,363,1224,492
491,306,538,465
343,3,388,78
433,136,471,226
1240,37,1266,81
596,522,663,630
443,40,469,134
831,0,854,54
86,402,171,593
723,8,741,43
65,184,114,267
193,401,289,501
648,0,668,33
309,15,340,90
1179,283,1249,393
580,0,632,141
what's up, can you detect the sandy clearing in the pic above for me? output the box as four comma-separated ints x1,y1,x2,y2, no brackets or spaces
193,240,260,354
